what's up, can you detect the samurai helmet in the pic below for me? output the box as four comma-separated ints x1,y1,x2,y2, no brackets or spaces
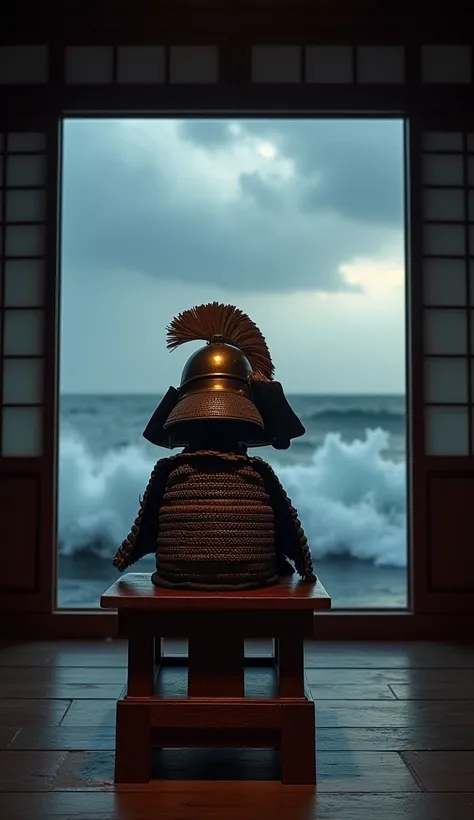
143,302,305,450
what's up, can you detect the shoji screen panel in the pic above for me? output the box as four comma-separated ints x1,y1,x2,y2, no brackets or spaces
422,131,474,456
251,44,406,84
420,129,474,602
0,132,46,457
0,129,51,602
63,45,219,85
421,46,472,84
0,46,48,85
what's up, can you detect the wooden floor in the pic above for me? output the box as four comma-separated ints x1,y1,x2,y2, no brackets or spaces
0,640,473,819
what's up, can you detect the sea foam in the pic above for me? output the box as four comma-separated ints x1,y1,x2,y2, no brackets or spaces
58,426,407,567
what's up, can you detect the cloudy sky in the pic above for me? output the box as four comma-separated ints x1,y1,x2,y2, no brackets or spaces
60,117,405,395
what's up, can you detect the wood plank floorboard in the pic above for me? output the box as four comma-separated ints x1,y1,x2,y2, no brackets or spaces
0,727,21,749
59,697,474,728
0,791,473,820
316,726,474,752
0,641,473,819
9,724,474,753
0,667,127,685
0,682,125,699
304,642,474,668
314,700,474,727
0,751,68,791
308,683,396,699
49,749,421,791
0,700,71,727
390,682,474,700
10,726,118,751
305,667,474,685
401,751,474,792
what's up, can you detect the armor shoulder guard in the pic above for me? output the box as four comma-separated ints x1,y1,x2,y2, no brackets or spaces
250,456,316,582
112,455,176,571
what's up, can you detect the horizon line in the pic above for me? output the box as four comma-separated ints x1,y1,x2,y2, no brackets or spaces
59,390,405,397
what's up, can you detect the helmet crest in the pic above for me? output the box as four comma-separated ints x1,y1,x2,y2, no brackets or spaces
166,302,274,381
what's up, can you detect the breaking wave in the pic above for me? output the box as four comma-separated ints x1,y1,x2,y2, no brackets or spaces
58,426,406,568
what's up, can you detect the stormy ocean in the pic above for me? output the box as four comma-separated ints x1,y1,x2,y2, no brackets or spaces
57,393,407,609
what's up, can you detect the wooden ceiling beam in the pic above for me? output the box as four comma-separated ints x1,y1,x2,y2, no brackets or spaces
1,2,473,45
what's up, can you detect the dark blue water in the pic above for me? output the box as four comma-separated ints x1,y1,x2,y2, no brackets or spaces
57,393,407,608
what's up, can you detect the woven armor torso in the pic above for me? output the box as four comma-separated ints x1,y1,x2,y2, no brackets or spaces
152,455,279,590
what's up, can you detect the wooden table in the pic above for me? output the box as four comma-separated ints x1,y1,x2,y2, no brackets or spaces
100,573,331,785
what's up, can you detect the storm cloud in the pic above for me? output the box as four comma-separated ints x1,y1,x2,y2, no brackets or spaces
181,118,404,226
61,118,404,294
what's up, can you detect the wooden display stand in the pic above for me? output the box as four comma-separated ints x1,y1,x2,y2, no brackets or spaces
100,573,331,785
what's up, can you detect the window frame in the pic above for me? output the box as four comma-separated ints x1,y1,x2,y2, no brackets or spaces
54,110,411,619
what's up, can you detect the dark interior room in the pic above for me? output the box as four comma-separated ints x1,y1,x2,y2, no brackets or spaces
0,1,473,817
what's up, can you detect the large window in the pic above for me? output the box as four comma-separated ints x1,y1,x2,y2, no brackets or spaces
57,117,406,609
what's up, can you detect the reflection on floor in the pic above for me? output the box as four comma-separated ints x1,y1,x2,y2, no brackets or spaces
0,640,473,819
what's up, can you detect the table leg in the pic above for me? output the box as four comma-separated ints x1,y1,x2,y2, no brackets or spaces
115,701,151,783
188,635,244,697
281,702,316,785
127,633,155,697
154,637,162,669
277,636,305,697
